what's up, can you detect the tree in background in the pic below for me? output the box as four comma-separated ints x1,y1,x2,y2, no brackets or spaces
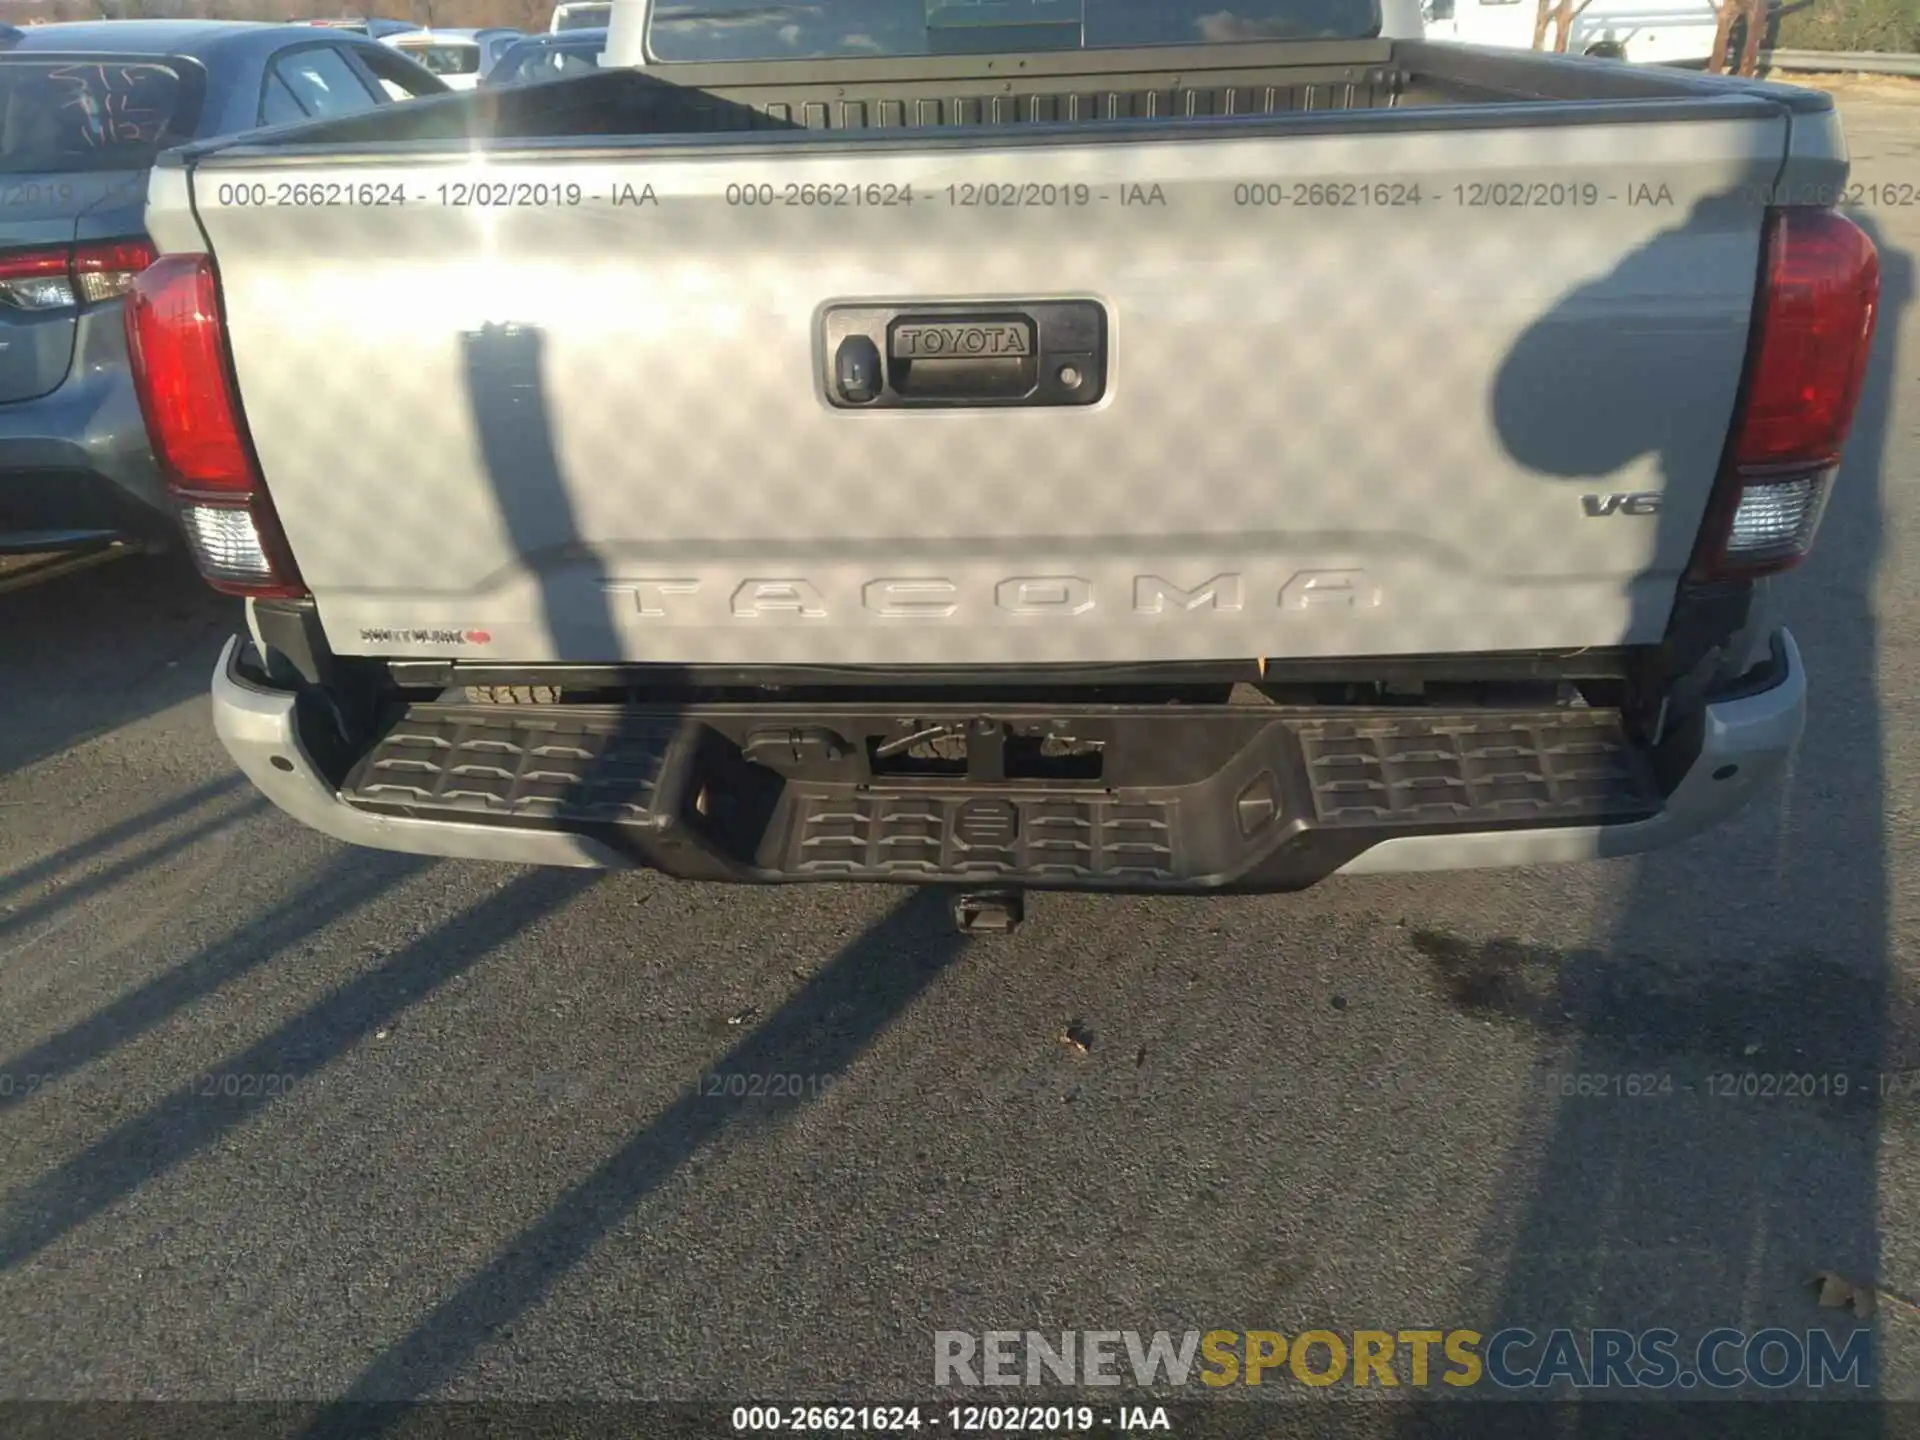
1776,0,1920,51
1532,0,1594,52
1705,0,1769,72
1532,0,1819,69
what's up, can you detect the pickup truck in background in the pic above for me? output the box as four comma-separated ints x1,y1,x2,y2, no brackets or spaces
1421,0,1727,66
124,0,1879,932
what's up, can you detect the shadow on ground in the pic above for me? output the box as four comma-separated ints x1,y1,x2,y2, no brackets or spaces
1398,210,1910,1421
0,550,240,778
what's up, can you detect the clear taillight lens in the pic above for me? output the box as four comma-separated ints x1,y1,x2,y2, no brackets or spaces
1723,469,1834,565
178,504,279,587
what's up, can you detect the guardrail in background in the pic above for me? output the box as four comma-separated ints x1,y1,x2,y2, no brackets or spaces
1759,49,1920,76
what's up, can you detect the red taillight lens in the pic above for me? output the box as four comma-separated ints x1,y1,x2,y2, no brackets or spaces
0,246,71,305
124,253,256,491
0,237,155,310
0,248,69,278
124,253,306,599
1691,207,1880,581
1733,208,1879,468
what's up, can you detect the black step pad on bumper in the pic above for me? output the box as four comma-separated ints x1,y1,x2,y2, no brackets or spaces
339,704,1663,892
345,710,683,825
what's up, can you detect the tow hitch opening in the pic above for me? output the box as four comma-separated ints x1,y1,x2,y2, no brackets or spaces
950,888,1027,936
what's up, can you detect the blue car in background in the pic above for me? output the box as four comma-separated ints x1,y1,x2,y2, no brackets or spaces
0,21,446,564
480,26,607,87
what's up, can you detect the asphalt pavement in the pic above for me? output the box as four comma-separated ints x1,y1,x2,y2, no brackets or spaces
1,82,1917,1424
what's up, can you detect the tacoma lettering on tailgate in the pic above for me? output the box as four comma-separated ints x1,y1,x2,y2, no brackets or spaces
603,572,1381,620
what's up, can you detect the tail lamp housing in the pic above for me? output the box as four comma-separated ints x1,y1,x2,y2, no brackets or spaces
1690,205,1880,580
122,253,306,599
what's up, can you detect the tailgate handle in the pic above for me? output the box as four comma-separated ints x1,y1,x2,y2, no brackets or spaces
822,300,1106,410
887,316,1033,401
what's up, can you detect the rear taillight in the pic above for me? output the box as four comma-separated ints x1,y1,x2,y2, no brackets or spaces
1690,206,1880,580
123,253,305,599
0,248,72,310
0,238,157,311
71,239,161,304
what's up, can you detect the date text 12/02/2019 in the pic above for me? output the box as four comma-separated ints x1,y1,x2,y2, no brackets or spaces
1230,180,1677,208
197,177,1920,214
730,1405,1173,1432
1532,1070,1919,1099
204,179,1176,210
210,177,1666,211
211,180,600,208
725,182,1169,207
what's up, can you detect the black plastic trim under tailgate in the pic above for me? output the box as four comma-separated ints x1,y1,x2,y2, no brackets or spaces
336,701,1662,893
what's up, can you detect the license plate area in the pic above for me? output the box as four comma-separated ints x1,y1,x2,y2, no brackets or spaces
822,299,1106,409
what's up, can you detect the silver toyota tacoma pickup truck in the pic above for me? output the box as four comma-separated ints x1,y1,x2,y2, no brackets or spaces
125,0,1879,931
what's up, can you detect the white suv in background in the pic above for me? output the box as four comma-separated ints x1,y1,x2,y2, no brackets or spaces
380,27,522,90
549,3,613,33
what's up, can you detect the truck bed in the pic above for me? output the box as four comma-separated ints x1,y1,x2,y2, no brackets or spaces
169,38,1833,149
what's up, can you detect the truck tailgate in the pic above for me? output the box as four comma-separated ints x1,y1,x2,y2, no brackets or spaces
179,110,1791,666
